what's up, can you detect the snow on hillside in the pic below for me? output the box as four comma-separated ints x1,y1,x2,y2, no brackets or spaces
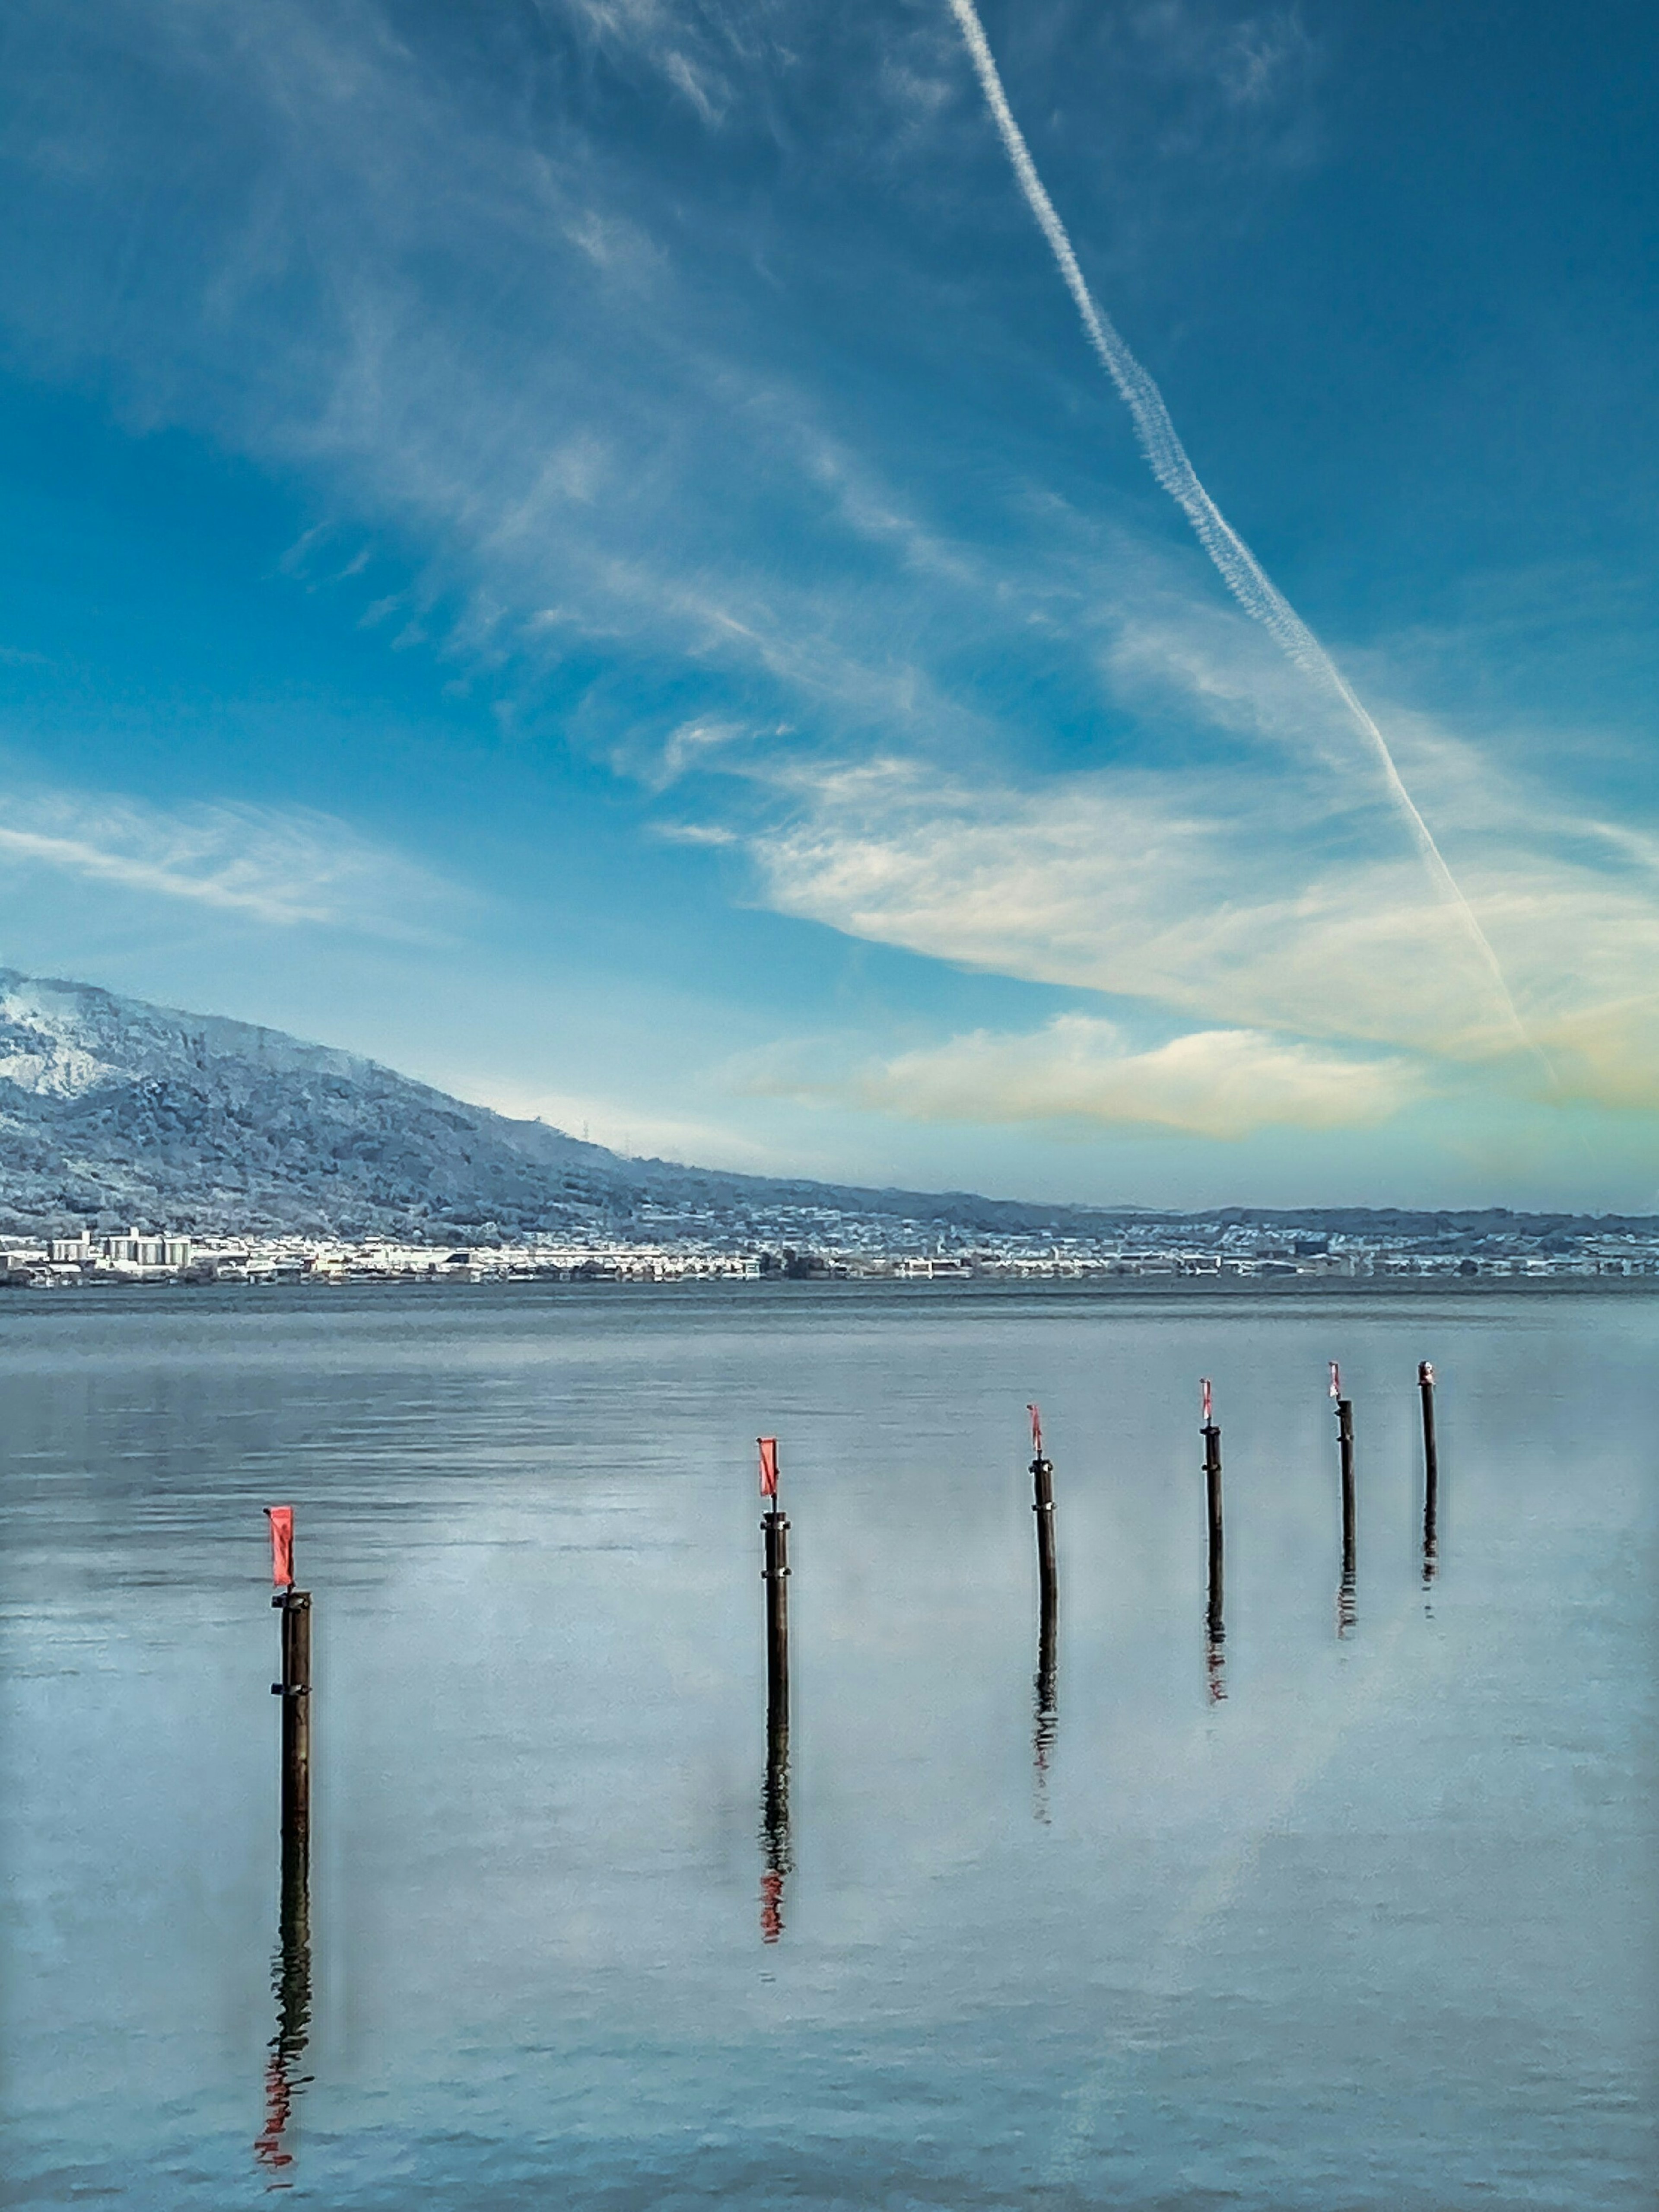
0,968,640,1238
0,968,1071,1243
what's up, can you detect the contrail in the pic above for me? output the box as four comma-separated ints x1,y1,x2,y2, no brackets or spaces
946,0,1528,1047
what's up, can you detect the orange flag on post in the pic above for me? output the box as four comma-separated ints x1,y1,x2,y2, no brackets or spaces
265,1505,295,1588
757,1437,779,1500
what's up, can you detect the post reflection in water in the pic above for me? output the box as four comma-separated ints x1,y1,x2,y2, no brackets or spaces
1032,1579,1058,1820
253,1827,312,2181
1205,1541,1227,1705
1337,1441,1358,1636
758,1696,792,1945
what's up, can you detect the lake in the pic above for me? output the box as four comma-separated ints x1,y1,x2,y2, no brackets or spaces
1,1283,1653,2207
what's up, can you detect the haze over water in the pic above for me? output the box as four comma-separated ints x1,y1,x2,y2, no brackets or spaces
2,1284,1653,2208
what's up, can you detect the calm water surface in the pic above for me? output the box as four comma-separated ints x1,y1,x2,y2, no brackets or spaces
1,1285,1654,2207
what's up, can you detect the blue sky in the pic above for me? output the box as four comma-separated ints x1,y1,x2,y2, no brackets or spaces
0,0,1654,1209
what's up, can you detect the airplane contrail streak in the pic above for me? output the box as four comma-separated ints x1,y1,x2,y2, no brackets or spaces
946,0,1529,1047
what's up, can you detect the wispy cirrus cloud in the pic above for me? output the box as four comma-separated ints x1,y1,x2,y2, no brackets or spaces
1,0,1650,1175
0,786,453,935
0,0,1319,769
729,732,1659,1114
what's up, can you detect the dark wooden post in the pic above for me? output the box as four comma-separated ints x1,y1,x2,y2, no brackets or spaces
1025,1405,1061,1798
762,1508,790,1720
1031,1449,1058,1593
257,1506,313,2176
1028,1405,1057,1598
1332,1378,1357,1636
273,1589,312,1848
1201,1381,1225,1700
1203,1421,1224,1575
754,1439,792,1941
757,1442,792,1942
1418,1359,1439,1585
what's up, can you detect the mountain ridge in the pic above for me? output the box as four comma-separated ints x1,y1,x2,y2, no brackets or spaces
0,968,1149,1240
0,968,1649,1245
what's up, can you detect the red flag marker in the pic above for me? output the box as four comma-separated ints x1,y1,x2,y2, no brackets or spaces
1027,1402,1043,1458
265,1506,295,1589
1201,1377,1213,1427
758,1437,779,1500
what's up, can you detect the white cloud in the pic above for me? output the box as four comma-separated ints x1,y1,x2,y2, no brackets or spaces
0,0,1094,763
741,746,1659,1111
0,786,452,935
3,0,1651,1163
747,1014,1421,1138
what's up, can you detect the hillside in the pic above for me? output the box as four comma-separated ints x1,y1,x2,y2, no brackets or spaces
0,968,1117,1241
0,969,1649,1256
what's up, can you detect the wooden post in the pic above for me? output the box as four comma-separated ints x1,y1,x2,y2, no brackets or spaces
762,1508,790,1720
1203,1421,1224,1574
759,1488,791,1943
1023,1406,1061,1798
258,1505,313,2175
1335,1394,1357,1636
273,1588,312,1849
1202,1385,1225,1700
1418,1359,1439,1585
1030,1449,1057,1596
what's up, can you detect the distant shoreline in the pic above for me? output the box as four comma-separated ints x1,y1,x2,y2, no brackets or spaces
1,1272,1651,1306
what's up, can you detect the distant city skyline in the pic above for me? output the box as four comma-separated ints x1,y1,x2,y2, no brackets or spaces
0,0,1653,1209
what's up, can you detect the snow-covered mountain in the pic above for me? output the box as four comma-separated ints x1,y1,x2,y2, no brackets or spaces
0,968,1088,1241
0,969,646,1237
1,970,1642,1254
